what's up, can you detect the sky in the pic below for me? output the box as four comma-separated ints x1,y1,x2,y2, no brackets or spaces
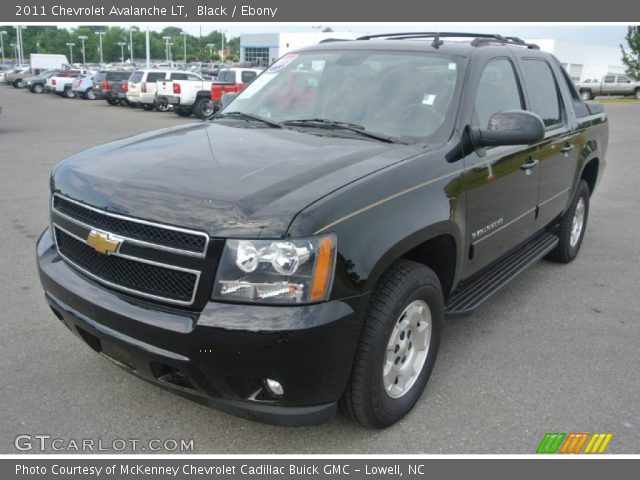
58,23,630,48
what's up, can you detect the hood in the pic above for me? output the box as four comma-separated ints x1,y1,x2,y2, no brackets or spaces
52,122,417,238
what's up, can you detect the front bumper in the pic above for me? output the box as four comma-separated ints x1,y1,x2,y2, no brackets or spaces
37,229,366,426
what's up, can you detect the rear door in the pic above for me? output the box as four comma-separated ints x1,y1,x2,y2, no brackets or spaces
601,75,616,95
518,57,579,227
463,56,540,276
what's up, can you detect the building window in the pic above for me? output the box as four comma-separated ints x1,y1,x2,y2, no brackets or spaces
243,47,270,67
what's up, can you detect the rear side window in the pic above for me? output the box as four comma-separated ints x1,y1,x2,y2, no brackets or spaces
129,72,143,83
146,72,167,82
473,58,523,127
94,72,106,82
112,72,131,81
241,71,258,83
555,60,589,118
170,73,188,80
522,59,562,127
218,71,235,83
604,76,615,83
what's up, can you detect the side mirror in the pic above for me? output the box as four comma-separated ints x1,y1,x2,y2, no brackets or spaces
470,110,545,149
220,92,238,110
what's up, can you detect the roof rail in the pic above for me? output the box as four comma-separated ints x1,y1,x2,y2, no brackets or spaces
356,32,540,50
318,38,351,44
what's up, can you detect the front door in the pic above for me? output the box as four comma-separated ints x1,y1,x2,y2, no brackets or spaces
463,57,540,278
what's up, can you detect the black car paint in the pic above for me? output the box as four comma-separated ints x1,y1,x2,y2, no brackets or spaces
38,39,607,425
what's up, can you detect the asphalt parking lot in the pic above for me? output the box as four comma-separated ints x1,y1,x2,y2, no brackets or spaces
0,87,639,454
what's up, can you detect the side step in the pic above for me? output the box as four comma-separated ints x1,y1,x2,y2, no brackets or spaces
445,231,559,315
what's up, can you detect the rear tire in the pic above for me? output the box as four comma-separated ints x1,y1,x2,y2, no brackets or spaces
155,101,170,112
547,180,590,263
194,97,215,119
340,260,443,428
63,87,76,98
142,103,155,111
107,98,118,106
119,98,130,107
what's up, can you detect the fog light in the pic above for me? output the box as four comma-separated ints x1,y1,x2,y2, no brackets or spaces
265,378,284,396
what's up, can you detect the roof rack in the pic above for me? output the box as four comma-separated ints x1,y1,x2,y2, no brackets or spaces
356,32,540,50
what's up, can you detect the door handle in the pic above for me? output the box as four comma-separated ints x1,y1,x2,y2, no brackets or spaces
561,144,575,153
521,157,539,171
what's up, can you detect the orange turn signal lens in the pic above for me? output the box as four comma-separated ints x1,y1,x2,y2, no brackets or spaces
310,235,336,302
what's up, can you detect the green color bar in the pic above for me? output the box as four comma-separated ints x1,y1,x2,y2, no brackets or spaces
537,433,566,453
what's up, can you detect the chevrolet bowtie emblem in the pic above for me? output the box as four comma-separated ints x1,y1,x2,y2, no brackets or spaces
86,230,122,255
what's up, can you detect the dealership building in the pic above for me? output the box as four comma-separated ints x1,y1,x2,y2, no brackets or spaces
240,33,626,82
239,32,358,66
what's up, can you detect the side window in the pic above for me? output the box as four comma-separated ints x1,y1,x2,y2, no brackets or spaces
241,71,258,84
556,60,589,118
170,73,188,81
186,73,201,81
604,76,615,83
146,72,165,83
617,76,631,83
473,58,523,127
521,59,562,127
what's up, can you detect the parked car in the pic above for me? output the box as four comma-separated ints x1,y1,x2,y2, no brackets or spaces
37,33,607,428
210,68,263,110
4,66,32,88
23,70,60,93
156,71,215,118
126,69,170,109
92,71,132,105
71,75,97,100
46,71,86,97
576,74,640,100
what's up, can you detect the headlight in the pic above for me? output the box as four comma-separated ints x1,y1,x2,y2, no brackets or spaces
212,234,336,304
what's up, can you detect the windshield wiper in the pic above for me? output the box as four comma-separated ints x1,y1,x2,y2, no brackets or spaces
214,111,282,128
281,118,397,143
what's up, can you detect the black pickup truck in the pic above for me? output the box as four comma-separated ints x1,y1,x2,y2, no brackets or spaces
37,33,607,428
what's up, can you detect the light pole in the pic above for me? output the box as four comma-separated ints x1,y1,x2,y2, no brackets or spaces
0,31,6,65
77,35,87,65
66,43,75,64
181,31,187,63
205,43,215,60
10,43,16,63
220,30,226,62
95,31,105,65
16,26,23,65
167,42,173,62
117,42,126,62
162,36,171,62
128,27,134,63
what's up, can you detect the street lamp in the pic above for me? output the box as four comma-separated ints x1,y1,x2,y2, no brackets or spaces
95,31,105,64
180,31,187,63
117,42,127,62
128,27,135,63
162,36,171,62
0,31,7,65
167,42,173,62
205,43,215,59
10,43,16,62
220,29,226,61
77,35,87,65
66,43,75,64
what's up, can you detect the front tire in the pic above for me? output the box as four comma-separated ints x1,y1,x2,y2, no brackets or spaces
547,180,590,263
635,89,640,100
580,90,593,101
85,88,96,100
13,79,24,88
341,260,443,428
31,84,44,94
63,87,76,98
142,103,155,111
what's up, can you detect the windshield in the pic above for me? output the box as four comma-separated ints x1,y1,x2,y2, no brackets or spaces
218,50,464,142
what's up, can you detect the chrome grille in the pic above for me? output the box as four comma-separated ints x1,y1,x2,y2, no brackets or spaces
51,194,210,306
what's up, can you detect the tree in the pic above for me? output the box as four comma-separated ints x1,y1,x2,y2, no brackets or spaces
620,26,640,79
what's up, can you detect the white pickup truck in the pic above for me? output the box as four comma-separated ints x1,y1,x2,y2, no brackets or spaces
46,69,91,98
155,72,215,119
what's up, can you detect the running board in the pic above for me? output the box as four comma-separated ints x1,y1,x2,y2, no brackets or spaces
445,231,559,315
